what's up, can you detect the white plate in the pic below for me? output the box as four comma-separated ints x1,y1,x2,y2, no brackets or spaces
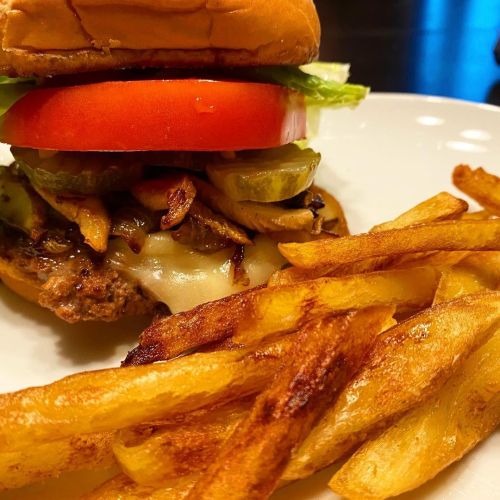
0,93,499,499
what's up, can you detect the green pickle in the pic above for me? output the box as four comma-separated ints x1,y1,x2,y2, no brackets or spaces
12,147,144,195
206,144,321,203
0,168,45,239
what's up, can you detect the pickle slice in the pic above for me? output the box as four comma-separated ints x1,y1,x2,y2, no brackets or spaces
12,148,144,195
0,168,46,240
206,144,321,203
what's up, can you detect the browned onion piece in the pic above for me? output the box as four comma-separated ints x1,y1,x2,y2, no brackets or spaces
111,205,156,254
189,200,252,246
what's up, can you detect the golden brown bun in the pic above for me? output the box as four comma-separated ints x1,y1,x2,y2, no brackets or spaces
0,0,320,77
0,258,41,303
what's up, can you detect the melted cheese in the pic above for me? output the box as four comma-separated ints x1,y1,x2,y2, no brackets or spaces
107,233,286,313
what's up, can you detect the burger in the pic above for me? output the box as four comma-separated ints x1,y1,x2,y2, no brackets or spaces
0,0,367,322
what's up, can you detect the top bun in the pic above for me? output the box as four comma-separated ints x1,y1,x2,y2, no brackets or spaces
0,0,320,76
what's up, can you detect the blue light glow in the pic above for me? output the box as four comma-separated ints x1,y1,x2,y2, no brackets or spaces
414,0,500,102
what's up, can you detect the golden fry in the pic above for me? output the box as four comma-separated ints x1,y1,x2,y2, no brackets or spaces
461,210,493,220
84,473,196,500
0,432,114,490
329,328,500,500
284,292,500,480
118,309,393,489
188,308,393,500
232,268,434,347
279,220,500,270
125,267,437,365
371,192,468,232
453,165,500,216
433,252,500,305
0,337,293,453
270,193,469,285
114,401,252,486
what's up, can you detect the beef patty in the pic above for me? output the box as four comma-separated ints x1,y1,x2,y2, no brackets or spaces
0,224,156,323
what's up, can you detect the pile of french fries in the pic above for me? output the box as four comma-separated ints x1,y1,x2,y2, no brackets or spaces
0,164,499,500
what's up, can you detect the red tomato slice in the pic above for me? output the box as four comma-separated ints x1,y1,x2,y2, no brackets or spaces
0,80,306,152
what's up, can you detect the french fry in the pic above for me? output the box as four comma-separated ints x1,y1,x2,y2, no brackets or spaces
433,252,500,305
232,268,433,347
188,308,393,500
113,401,252,486
453,165,500,216
0,432,114,490
116,308,394,488
329,328,500,500
371,192,468,232
124,267,437,365
0,336,293,454
84,473,196,500
34,187,111,253
388,251,469,270
461,210,493,220
270,192,469,285
279,220,500,270
283,292,500,480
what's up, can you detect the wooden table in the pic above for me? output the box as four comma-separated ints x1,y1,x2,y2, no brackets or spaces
315,0,500,105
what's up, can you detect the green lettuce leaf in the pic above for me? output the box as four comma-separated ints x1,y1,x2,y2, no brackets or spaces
251,63,369,108
0,77,36,117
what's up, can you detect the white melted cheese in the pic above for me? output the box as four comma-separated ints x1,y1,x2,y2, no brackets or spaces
107,233,286,313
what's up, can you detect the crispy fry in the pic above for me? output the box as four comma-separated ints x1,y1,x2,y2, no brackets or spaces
387,251,469,270
270,193,469,285
330,328,500,500
132,174,196,230
232,268,435,347
124,267,437,365
114,401,252,486
35,187,111,252
284,292,500,480
372,192,468,232
84,473,196,500
117,309,394,488
123,287,261,365
0,432,114,490
453,165,500,216
188,308,393,500
279,220,500,270
461,210,493,220
433,252,500,305
0,337,294,453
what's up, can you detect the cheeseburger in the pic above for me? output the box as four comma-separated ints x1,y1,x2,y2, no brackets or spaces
0,0,367,322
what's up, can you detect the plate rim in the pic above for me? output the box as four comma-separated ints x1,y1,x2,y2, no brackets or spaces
365,91,500,113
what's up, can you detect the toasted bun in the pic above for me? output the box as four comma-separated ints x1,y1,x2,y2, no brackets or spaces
0,0,320,77
0,258,41,303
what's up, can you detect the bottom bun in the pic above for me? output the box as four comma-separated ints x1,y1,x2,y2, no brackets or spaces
0,260,41,304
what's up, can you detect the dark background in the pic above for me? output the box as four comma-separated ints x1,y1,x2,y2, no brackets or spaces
314,0,500,105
